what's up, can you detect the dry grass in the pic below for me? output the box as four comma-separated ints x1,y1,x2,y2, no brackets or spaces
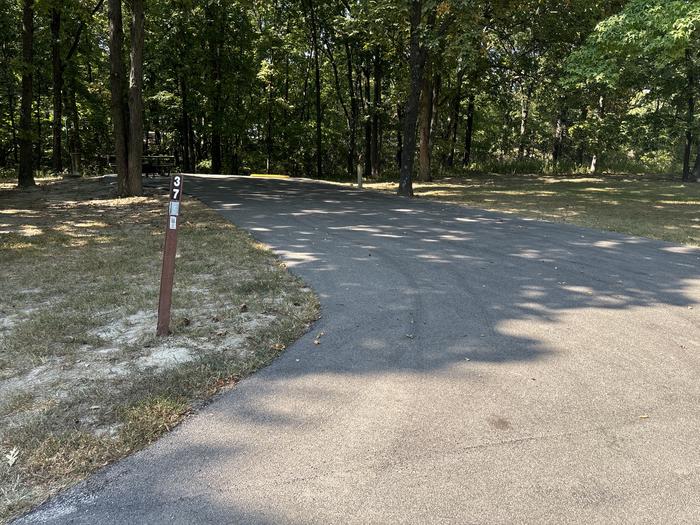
347,173,700,246
0,176,319,523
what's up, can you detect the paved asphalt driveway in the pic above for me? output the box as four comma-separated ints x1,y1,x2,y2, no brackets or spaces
18,176,700,524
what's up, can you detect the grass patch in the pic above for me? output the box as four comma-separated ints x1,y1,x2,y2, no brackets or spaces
344,172,700,246
0,176,319,523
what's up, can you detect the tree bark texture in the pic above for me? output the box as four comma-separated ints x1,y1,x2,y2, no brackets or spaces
126,0,144,195
108,0,129,194
398,1,434,197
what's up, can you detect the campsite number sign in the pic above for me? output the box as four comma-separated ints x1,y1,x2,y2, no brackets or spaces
157,173,185,336
171,175,183,201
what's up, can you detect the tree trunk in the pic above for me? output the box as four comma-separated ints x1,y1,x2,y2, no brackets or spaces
518,83,532,160
683,48,695,182
345,42,358,180
447,68,463,168
34,77,42,170
462,94,474,167
211,125,221,173
180,77,190,171
126,0,144,195
552,105,566,167
18,0,35,187
210,110,222,174
51,6,63,173
266,83,273,174
418,70,433,182
396,103,403,170
430,73,440,165
188,115,196,170
398,1,434,197
7,82,18,164
589,96,603,174
363,67,371,179
307,0,322,178
589,154,598,174
67,74,81,158
108,0,129,193
371,53,381,178
692,143,700,182
576,107,587,167
206,3,223,174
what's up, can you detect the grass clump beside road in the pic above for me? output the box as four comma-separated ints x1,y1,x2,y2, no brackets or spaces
348,173,700,246
0,176,319,523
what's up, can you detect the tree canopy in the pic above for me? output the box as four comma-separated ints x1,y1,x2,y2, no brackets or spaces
1,0,698,194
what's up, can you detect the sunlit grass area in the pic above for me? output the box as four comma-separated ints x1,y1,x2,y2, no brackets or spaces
0,177,319,522
250,173,290,179
348,173,700,247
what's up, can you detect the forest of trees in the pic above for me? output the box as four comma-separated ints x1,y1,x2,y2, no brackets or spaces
1,0,699,196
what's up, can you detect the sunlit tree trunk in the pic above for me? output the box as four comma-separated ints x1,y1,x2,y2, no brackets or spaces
589,96,603,174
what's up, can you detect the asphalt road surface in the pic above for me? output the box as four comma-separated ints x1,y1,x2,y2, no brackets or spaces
18,176,700,524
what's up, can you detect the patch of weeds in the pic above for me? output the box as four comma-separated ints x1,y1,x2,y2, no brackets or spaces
118,397,189,450
23,432,122,484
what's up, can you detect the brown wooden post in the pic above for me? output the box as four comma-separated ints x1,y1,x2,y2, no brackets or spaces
156,173,184,336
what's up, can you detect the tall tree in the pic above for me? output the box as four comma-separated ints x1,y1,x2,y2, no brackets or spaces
305,0,323,178
127,0,144,194
108,0,129,193
50,0,105,174
108,0,142,195
398,1,434,197
18,0,35,187
50,3,62,172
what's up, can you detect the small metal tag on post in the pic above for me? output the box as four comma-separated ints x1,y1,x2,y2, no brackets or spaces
156,173,184,336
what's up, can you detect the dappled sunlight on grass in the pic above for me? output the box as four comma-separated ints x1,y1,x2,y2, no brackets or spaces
0,176,319,521
351,173,700,246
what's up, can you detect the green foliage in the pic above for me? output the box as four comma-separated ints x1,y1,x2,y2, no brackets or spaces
0,0,697,179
